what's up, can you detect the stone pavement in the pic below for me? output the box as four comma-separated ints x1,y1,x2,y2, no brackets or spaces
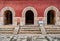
0,34,60,41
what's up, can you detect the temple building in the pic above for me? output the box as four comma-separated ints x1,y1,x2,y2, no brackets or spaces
0,0,60,34
0,0,60,41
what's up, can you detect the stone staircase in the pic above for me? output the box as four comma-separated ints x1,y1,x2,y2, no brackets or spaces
0,25,60,34
45,25,60,34
18,26,42,34
0,25,15,34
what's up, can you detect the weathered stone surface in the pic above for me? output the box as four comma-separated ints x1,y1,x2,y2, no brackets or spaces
0,35,60,41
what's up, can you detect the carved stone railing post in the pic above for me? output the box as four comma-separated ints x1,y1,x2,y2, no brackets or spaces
27,36,32,41
40,26,46,35
13,25,20,34
45,36,53,41
39,21,46,35
10,35,18,41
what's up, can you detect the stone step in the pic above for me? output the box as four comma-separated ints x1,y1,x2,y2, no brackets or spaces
18,26,41,34
0,32,13,34
18,30,41,34
20,27,40,30
20,26,40,28
46,29,60,31
0,25,15,34
20,26,40,30
45,28,60,31
0,28,14,30
45,27,60,34
20,29,41,31
47,31,60,34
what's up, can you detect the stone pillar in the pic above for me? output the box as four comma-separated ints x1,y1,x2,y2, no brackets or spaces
13,25,19,34
40,26,46,35
39,21,46,35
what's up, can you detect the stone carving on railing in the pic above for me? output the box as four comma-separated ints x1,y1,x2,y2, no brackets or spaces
0,35,60,41
13,25,20,34
10,35,18,41
0,36,4,41
38,21,46,34
27,36,32,41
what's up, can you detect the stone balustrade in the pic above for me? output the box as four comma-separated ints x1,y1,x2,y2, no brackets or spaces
0,34,60,41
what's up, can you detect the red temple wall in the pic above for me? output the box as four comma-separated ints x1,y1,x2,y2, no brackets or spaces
0,0,59,17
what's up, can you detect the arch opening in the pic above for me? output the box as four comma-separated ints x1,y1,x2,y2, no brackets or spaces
4,10,12,25
25,10,34,25
47,10,55,25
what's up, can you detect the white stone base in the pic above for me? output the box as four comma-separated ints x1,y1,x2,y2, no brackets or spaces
0,34,60,41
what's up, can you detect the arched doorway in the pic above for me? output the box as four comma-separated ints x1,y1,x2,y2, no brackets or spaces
4,10,12,25
25,10,34,25
47,10,55,25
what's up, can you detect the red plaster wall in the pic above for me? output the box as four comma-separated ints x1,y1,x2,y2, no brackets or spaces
0,0,59,17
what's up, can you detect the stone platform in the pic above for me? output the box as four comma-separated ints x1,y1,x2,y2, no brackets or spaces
0,34,60,41
0,25,60,41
